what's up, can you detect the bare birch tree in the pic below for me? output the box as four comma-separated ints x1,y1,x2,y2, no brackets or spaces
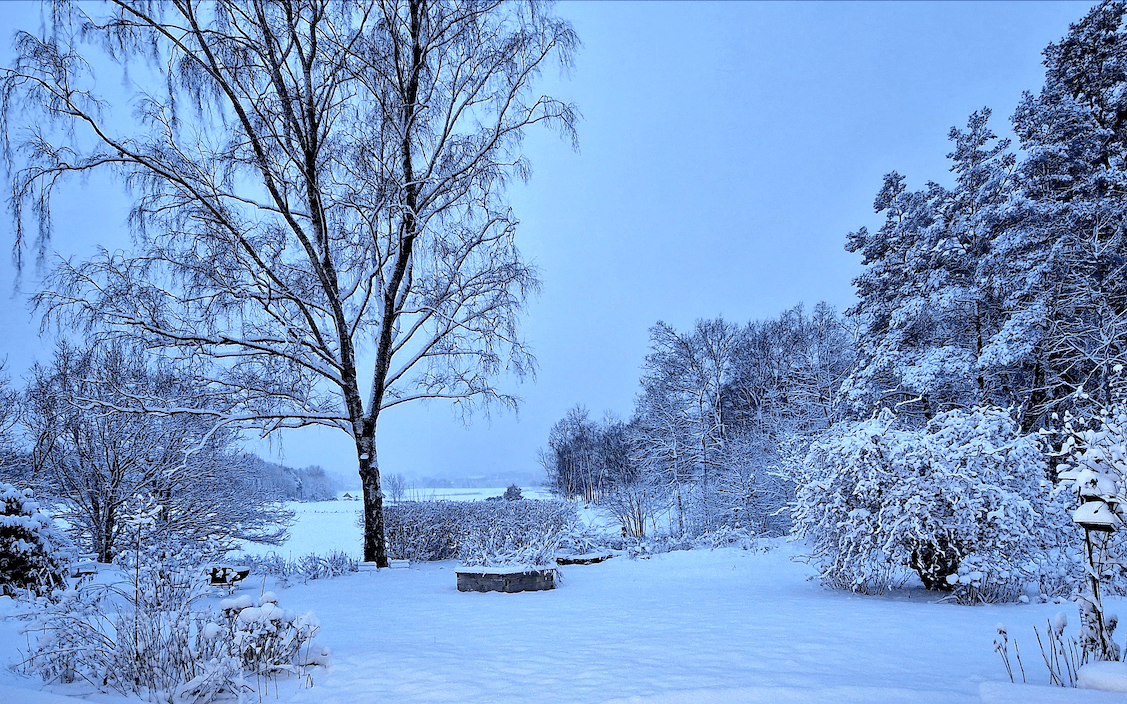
2,0,576,564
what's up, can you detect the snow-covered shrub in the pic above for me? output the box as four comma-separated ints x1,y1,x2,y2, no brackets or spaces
236,552,299,583
208,591,322,681
503,484,523,501
458,526,562,567
236,551,357,587
0,483,69,597
113,531,232,576
613,527,756,559
598,474,664,538
690,525,758,550
556,523,625,555
22,536,323,702
793,407,1069,599
24,545,235,699
296,551,358,581
384,500,577,563
623,532,696,558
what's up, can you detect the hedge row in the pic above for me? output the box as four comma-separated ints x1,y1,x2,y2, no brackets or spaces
384,500,577,565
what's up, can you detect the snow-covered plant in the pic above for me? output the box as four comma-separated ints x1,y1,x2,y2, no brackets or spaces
212,551,356,590
1034,614,1086,687
458,527,562,568
793,407,1069,599
383,500,577,563
690,525,758,551
612,526,761,559
25,341,290,564
296,551,358,581
503,484,523,501
555,523,625,555
994,623,1025,685
0,483,69,597
207,592,322,683
623,533,696,558
21,537,323,702
599,471,664,539
996,614,1089,688
23,548,236,699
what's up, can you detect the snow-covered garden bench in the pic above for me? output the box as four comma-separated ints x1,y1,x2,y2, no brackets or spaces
555,553,613,566
358,559,410,571
68,553,99,578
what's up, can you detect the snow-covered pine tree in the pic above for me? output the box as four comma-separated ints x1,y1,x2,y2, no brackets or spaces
985,0,1127,429
842,172,941,418
0,483,68,597
843,110,1018,422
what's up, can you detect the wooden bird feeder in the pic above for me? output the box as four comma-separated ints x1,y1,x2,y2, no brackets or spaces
1074,500,1118,533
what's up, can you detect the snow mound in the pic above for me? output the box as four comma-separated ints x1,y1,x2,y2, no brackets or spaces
981,681,1127,702
1078,661,1127,693
0,684,92,703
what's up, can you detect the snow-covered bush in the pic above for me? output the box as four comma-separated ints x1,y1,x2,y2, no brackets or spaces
384,500,577,563
209,591,323,682
0,483,69,597
459,526,562,567
21,539,323,702
239,550,358,587
503,484,523,501
599,473,663,538
793,407,1070,600
615,527,758,559
555,523,626,555
296,551,358,580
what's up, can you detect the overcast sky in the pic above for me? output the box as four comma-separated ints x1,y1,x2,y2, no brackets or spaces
0,1,1096,487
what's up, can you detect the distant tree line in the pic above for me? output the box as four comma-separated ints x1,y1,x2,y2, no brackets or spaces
541,304,851,538
242,457,342,504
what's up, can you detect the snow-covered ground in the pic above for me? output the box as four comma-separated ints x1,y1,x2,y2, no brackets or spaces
1,497,1124,703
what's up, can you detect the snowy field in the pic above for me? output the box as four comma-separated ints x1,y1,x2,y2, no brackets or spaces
1,497,1125,703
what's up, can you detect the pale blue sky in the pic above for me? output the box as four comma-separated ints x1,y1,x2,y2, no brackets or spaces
0,1,1095,486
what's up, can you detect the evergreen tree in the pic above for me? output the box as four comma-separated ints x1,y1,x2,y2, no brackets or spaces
0,483,68,597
